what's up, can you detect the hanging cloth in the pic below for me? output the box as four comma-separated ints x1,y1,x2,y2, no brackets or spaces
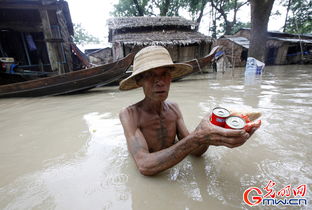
25,34,37,51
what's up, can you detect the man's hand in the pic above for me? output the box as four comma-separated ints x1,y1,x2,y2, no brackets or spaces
193,114,258,148
229,110,262,134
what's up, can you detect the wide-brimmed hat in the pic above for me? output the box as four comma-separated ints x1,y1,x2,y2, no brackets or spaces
119,46,193,90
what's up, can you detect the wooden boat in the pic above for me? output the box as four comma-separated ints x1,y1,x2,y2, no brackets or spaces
0,53,135,97
0,71,55,86
173,45,221,81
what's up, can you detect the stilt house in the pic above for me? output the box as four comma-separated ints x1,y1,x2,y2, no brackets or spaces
0,0,78,74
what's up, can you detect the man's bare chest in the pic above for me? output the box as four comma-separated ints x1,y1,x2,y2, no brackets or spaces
138,111,177,152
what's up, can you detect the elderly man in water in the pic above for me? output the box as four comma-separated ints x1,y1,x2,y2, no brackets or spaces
119,46,261,176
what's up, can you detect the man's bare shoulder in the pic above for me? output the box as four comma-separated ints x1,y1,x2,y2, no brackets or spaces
165,101,182,117
119,103,140,120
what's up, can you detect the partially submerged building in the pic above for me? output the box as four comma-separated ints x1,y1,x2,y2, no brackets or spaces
107,16,212,62
0,0,80,74
213,36,249,67
214,28,312,66
85,47,113,65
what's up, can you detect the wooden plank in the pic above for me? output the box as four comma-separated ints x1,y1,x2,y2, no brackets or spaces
0,2,57,10
39,8,61,72
56,9,73,72
113,42,124,61
0,22,42,32
277,45,289,65
44,38,64,42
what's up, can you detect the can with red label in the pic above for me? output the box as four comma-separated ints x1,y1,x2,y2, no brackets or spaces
225,116,246,130
211,107,230,127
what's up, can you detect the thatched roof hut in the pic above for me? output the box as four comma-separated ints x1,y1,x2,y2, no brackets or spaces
107,16,197,31
110,30,210,46
107,16,212,62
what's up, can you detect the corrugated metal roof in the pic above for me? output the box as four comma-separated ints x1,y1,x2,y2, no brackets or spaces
235,28,312,40
226,37,250,48
270,37,312,44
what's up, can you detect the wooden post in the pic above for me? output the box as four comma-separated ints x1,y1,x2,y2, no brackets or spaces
56,9,73,72
20,32,32,65
39,8,60,73
113,42,124,61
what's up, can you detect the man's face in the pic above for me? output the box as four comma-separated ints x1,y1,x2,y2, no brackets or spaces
139,67,172,102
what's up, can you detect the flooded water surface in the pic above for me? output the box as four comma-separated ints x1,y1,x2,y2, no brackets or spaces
0,65,311,210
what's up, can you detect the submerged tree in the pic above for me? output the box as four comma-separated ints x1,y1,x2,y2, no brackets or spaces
248,0,275,62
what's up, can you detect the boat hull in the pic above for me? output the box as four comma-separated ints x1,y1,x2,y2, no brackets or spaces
0,53,134,97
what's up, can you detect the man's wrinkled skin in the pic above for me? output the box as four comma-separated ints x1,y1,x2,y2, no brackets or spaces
120,67,261,176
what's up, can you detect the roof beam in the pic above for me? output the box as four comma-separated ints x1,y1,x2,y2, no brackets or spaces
0,2,57,10
0,22,42,32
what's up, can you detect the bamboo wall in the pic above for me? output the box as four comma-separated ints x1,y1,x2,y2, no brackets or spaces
120,42,211,63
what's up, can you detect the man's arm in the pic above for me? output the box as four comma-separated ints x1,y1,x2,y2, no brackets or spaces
120,106,255,176
174,104,261,156
119,107,203,176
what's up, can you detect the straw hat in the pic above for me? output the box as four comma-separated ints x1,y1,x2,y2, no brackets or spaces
119,46,193,90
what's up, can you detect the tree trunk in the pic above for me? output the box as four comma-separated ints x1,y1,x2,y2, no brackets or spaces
283,0,292,32
224,22,233,35
211,7,217,38
160,0,170,16
133,0,144,16
195,0,208,31
248,0,275,62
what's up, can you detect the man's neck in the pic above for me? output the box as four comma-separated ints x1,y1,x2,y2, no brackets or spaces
141,97,165,115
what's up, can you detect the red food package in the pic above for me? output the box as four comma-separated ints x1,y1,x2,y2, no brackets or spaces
244,120,261,133
231,114,251,123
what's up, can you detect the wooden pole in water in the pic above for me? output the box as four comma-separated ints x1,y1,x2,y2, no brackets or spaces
231,42,235,77
295,19,304,63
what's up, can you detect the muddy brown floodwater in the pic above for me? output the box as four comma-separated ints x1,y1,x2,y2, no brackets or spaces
0,65,311,210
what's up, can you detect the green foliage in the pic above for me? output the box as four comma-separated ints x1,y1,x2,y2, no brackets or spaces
186,0,209,20
210,0,249,35
111,0,152,16
111,0,196,17
283,0,312,34
218,21,251,35
155,0,187,16
72,23,100,46
110,0,311,38
110,0,250,36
